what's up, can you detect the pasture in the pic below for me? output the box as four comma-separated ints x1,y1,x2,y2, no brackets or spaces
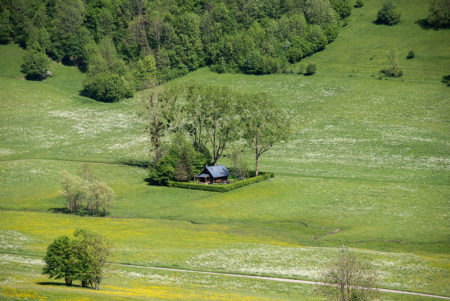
0,0,449,299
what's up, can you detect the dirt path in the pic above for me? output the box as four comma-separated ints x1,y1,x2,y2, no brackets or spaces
114,263,450,300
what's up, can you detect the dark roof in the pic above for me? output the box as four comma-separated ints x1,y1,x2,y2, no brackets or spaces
205,165,230,178
196,173,210,178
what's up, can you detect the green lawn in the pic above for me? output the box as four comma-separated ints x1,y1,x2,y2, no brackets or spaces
0,0,449,299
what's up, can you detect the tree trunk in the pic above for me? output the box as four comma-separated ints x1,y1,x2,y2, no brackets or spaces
255,138,259,176
65,278,72,286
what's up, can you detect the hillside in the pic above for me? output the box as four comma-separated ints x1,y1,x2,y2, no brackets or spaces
0,0,449,300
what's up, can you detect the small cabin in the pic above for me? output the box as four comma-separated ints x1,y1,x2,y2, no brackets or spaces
195,165,230,184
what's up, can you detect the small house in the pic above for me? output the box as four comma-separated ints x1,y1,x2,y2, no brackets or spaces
195,165,230,184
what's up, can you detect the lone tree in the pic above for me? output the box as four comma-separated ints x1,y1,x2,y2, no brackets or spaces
319,248,378,301
241,93,288,176
375,0,401,25
42,230,111,290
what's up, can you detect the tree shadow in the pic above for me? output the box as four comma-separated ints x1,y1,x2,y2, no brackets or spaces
49,207,72,214
118,159,150,168
415,18,439,30
36,281,82,288
49,208,107,217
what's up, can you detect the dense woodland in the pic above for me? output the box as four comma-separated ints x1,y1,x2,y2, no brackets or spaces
0,0,353,100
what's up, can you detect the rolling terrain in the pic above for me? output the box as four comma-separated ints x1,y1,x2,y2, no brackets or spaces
0,0,449,299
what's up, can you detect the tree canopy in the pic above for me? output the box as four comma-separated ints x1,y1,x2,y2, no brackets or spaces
43,229,111,290
1,0,353,99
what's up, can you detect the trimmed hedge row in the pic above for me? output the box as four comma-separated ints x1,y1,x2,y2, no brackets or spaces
168,172,274,192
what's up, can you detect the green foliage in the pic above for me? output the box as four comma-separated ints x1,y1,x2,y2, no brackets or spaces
21,49,50,80
381,50,403,77
60,165,115,216
354,0,364,8
3,0,352,80
72,229,111,290
82,71,132,102
0,9,13,44
168,172,274,192
81,37,134,102
331,0,352,19
375,0,401,25
406,50,415,59
305,63,317,75
148,135,209,185
43,230,111,290
427,0,450,28
42,235,76,286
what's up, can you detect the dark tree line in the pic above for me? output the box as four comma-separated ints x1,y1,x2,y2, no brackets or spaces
1,0,352,100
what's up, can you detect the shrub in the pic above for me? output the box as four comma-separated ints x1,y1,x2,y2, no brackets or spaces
331,0,352,19
442,75,450,86
354,0,364,8
21,49,50,80
375,0,401,25
427,0,450,28
406,50,415,59
381,50,403,77
168,172,274,192
305,63,317,75
82,71,133,102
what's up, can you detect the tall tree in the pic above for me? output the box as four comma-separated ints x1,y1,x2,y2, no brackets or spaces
196,85,240,165
141,84,182,164
42,236,76,286
73,229,111,290
50,0,87,63
241,93,288,176
319,249,378,301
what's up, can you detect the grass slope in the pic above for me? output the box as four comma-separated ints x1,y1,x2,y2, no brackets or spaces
0,0,449,299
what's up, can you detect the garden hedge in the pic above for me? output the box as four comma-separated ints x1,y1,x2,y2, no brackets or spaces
168,172,274,192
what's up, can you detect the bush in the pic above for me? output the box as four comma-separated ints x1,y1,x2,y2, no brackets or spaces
21,50,50,80
406,50,415,59
331,0,352,19
442,75,450,86
427,0,450,28
168,172,274,192
82,71,133,102
375,0,401,25
381,68,403,77
381,50,402,77
305,63,317,75
354,0,364,8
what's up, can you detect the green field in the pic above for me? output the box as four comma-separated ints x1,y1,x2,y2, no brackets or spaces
0,0,449,299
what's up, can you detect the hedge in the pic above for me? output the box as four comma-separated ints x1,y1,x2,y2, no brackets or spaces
167,172,274,192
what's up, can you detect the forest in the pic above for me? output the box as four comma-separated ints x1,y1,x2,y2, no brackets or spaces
0,0,353,101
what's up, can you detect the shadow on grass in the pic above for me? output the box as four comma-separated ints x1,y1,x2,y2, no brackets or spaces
118,159,150,168
49,208,107,217
415,19,440,30
36,281,82,288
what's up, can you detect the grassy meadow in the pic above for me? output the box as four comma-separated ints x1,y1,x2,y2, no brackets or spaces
0,0,449,299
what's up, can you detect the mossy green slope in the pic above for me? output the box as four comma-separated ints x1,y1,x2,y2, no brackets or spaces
0,0,449,299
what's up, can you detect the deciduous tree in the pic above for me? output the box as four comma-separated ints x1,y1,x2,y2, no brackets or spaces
319,249,378,301
42,236,76,286
241,93,288,176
